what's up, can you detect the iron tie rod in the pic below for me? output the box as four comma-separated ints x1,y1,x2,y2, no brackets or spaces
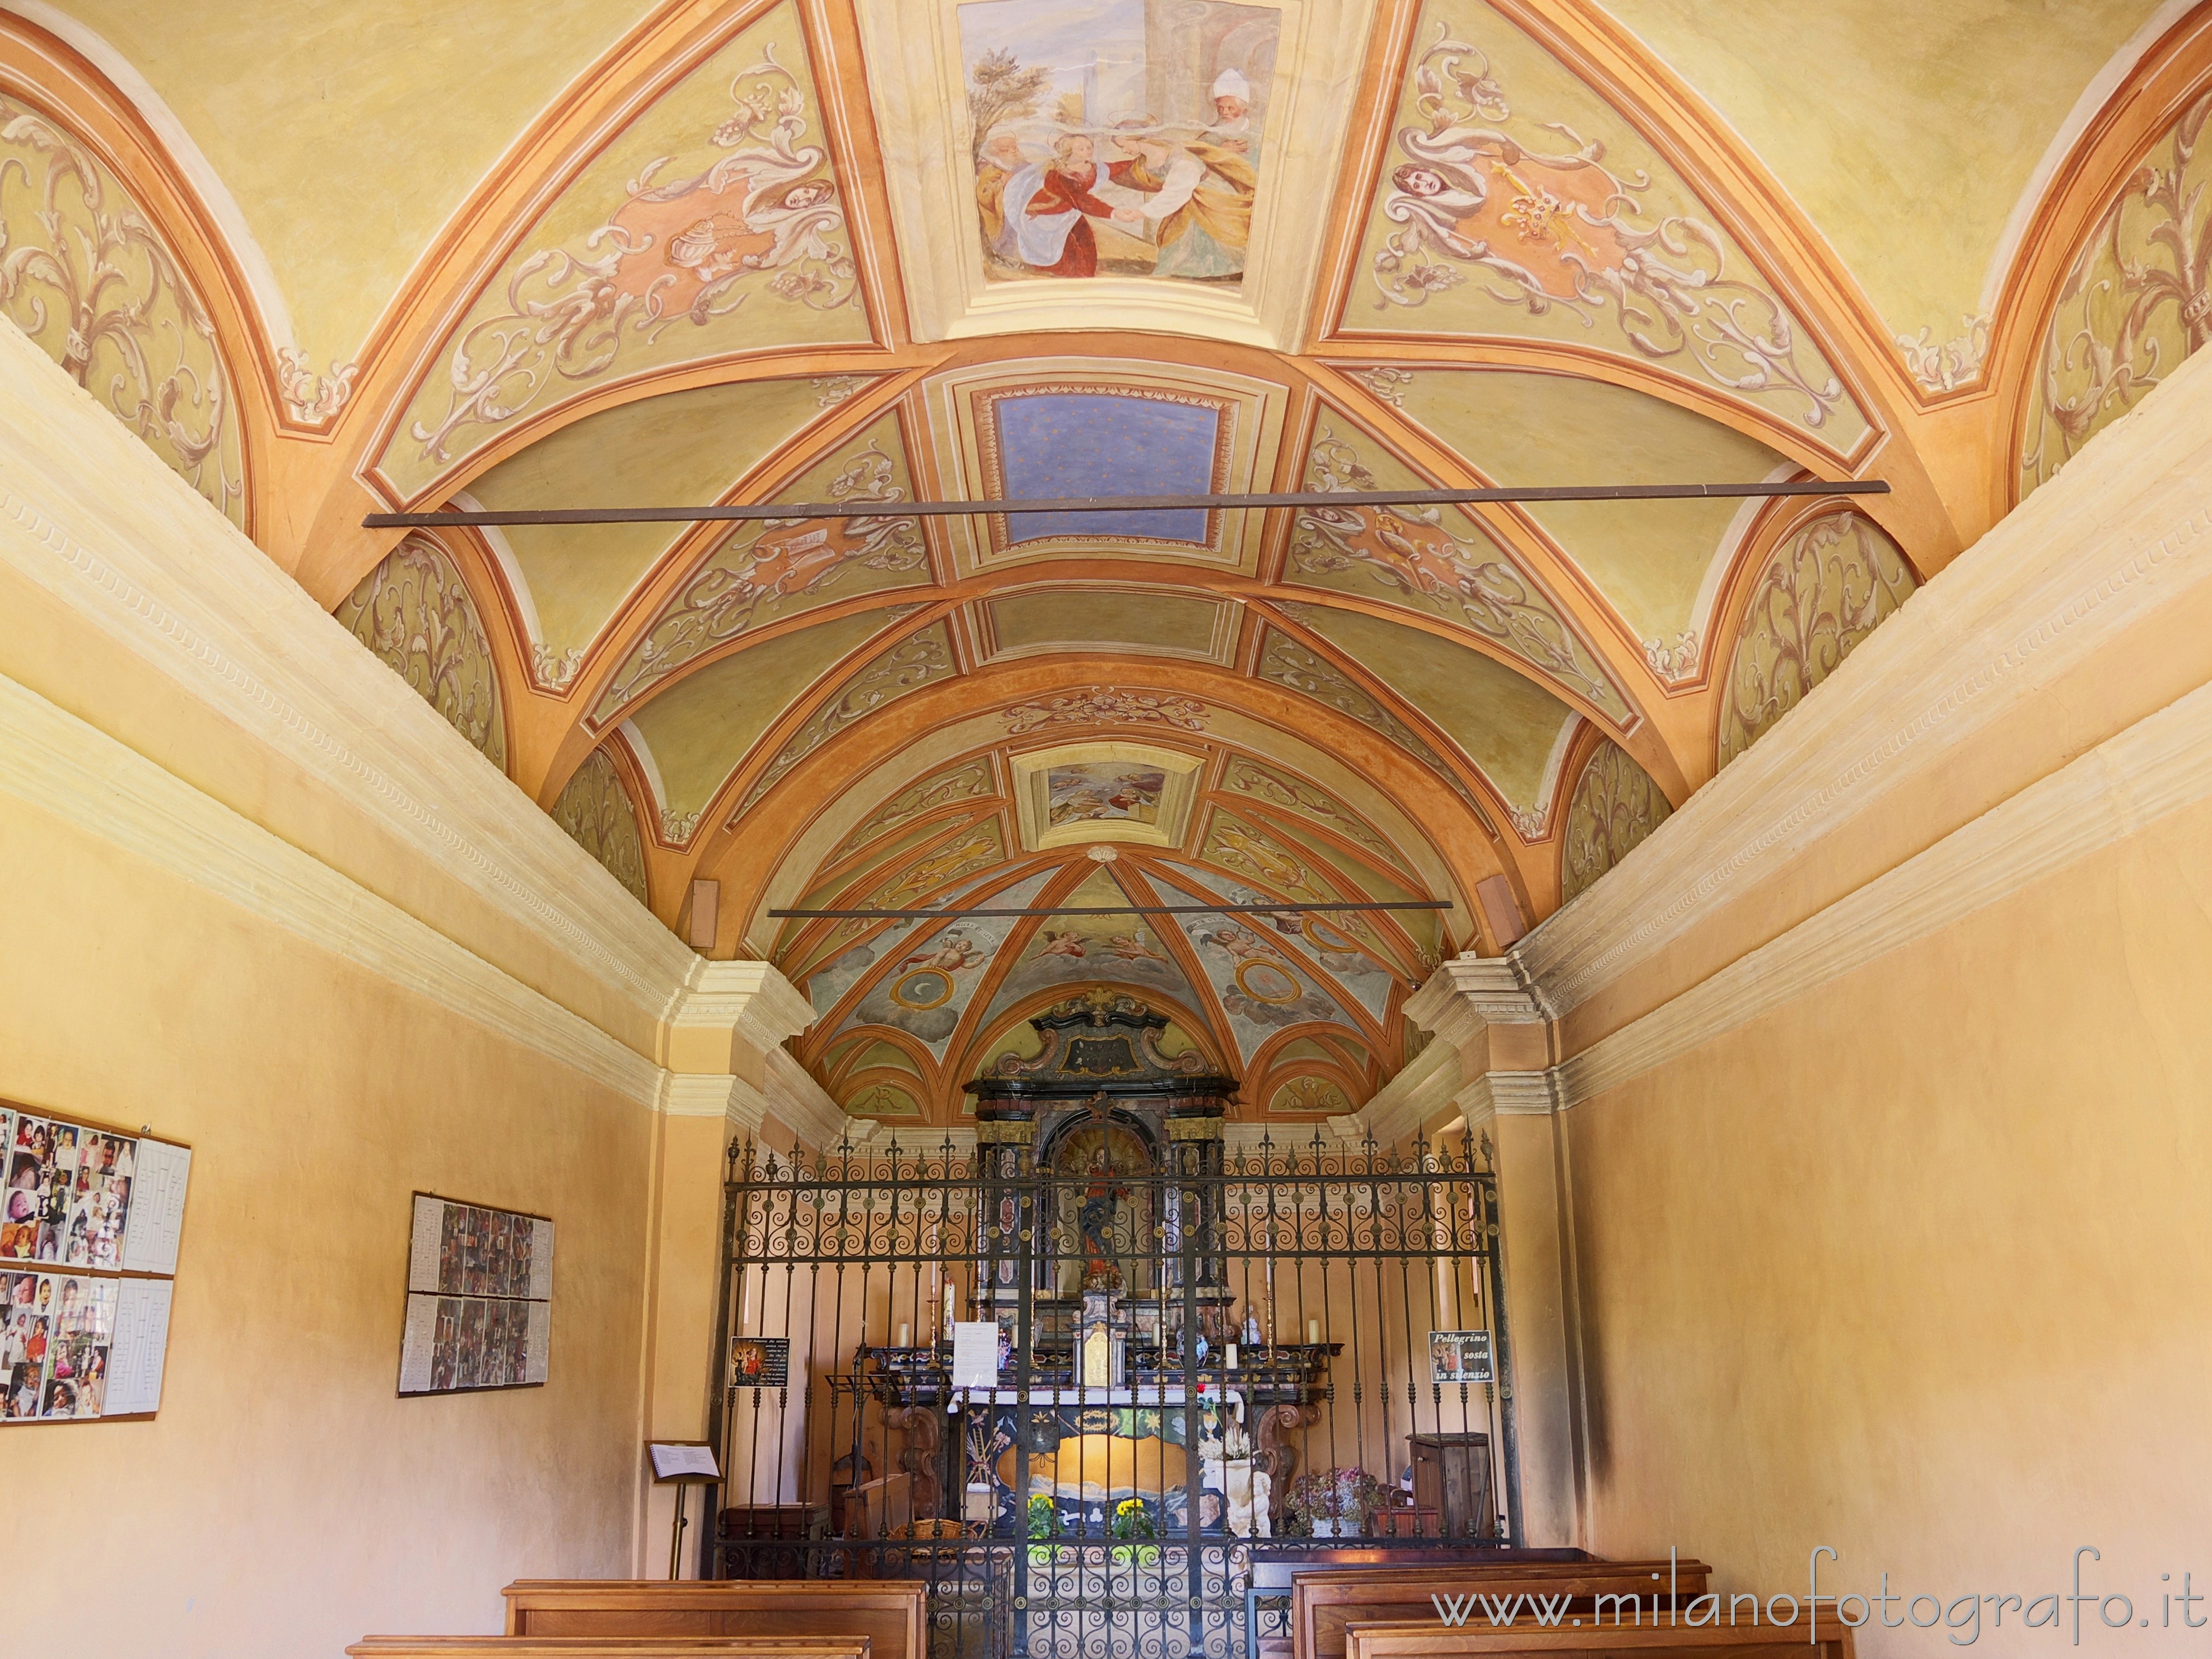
365,478,1889,529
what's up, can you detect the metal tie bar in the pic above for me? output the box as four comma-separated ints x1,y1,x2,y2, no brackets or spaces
365,478,1888,529
769,900,1452,919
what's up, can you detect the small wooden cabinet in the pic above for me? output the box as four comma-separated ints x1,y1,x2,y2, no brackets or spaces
1405,1433,1497,1540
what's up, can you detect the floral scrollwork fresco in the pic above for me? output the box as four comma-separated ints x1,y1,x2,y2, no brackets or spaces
408,39,860,470
1559,740,1670,903
1719,511,1916,765
335,536,507,769
733,623,957,818
1290,430,1632,721
1366,26,1847,433
551,747,651,905
592,442,927,725
2019,90,2211,496
1220,755,1406,873
1253,628,1494,833
0,96,245,525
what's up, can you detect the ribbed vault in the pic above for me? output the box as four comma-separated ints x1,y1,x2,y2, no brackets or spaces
6,0,2208,1126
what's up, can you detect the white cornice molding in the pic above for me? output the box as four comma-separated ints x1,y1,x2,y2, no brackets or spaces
1430,958,1553,1027
764,1047,850,1153
1457,1072,1560,1122
0,323,698,1032
0,665,856,1130
670,960,817,1059
1553,670,2212,1109
0,670,668,1109
1506,345,2212,1021
1347,1024,1466,1149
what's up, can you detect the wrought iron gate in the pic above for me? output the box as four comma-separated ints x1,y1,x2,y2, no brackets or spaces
705,1115,1515,1659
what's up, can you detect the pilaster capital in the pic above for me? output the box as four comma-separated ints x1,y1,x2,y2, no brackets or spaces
657,1071,771,1133
1454,1071,1561,1126
667,959,814,1054
1407,957,1553,1041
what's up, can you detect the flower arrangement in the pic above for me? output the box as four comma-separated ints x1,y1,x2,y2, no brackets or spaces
1109,1496,1160,1567
1284,1466,1385,1536
1110,1497,1156,1540
1026,1493,1059,1539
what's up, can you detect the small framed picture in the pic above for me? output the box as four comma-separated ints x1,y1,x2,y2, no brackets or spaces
729,1336,790,1388
1429,1329,1494,1384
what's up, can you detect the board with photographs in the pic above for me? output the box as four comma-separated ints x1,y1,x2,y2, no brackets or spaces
2,1100,192,1424
398,1194,554,1395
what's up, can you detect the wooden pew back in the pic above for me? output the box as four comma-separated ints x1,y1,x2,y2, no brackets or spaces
501,1582,925,1659
350,1642,867,1659
1293,1559,1712,1659
1342,1615,1854,1658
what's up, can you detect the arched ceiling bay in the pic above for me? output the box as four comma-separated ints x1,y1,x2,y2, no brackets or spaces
11,0,2206,1128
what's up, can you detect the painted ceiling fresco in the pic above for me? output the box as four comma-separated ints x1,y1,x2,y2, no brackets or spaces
12,0,2205,1126
777,738,1426,1121
962,0,1275,286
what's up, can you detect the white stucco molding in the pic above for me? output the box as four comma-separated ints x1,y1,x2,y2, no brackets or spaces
764,1047,850,1154
0,669,668,1109
666,959,816,1061
1457,1072,1561,1124
1506,344,2212,1022
1552,669,2212,1109
0,321,700,1038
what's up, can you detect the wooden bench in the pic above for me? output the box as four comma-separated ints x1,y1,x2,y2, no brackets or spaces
1342,1615,1854,1658
1244,1545,1590,1659
501,1581,926,1659
349,1643,867,1659
1286,1559,1712,1659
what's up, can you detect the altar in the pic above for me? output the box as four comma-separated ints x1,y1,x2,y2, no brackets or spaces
838,993,1338,1543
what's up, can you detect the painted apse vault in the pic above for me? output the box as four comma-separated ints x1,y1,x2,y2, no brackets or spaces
7,0,2204,1133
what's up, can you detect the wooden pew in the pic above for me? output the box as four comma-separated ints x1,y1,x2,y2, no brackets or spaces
501,1581,926,1659
1342,1615,1855,1658
349,1643,866,1659
1287,1559,1713,1659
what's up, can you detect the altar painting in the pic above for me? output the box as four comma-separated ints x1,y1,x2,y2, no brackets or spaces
960,0,1278,286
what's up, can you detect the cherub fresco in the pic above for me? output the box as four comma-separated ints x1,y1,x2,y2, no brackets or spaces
1037,929,1089,960
959,0,1277,286
903,930,986,973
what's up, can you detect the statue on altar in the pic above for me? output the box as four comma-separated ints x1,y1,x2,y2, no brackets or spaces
1079,1142,1130,1291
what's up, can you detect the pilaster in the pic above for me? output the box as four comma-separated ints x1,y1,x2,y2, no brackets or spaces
638,961,819,1576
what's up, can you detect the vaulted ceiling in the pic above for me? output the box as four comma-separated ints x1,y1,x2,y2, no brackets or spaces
6,0,2207,1124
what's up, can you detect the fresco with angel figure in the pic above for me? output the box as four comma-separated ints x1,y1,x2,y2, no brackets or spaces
960,0,1278,284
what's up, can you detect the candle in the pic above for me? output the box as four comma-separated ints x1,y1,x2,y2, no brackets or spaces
1226,1342,1239,1370
1306,1318,1320,1345
897,1322,911,1348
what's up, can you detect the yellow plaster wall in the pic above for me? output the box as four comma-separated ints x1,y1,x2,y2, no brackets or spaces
1563,795,2212,1626
0,787,655,1657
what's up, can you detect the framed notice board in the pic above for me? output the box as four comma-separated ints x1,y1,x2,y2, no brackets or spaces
396,1193,554,1396
3,1099,192,1424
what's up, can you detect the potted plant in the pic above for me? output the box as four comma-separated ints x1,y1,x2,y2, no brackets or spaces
1108,1496,1159,1567
1284,1467,1384,1538
1026,1492,1060,1565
